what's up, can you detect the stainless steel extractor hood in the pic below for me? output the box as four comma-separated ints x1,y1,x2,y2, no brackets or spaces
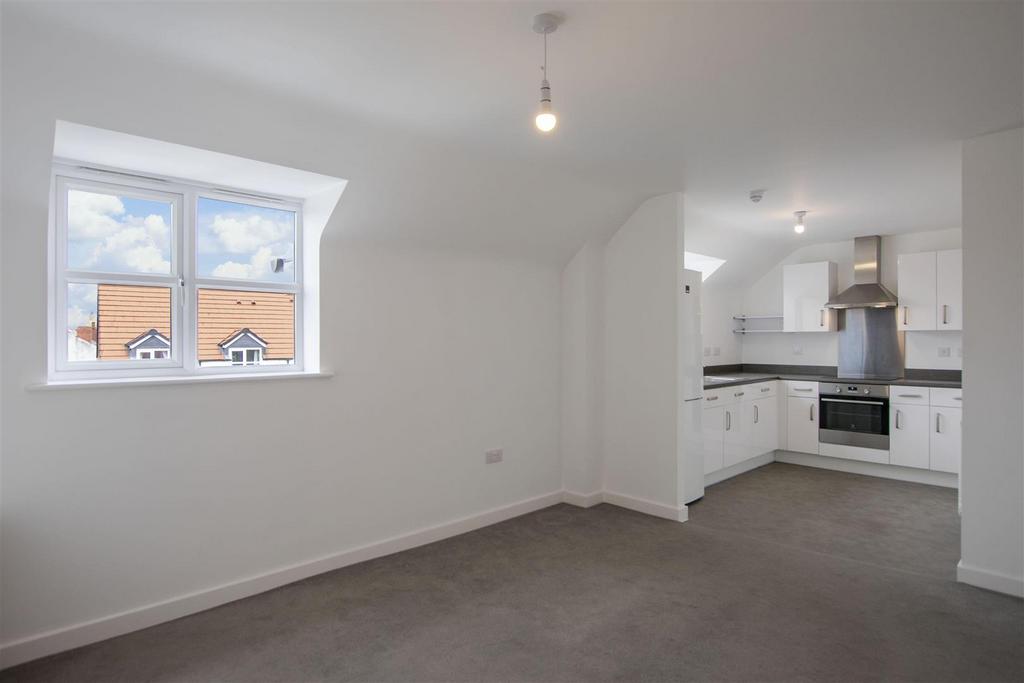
826,235,898,309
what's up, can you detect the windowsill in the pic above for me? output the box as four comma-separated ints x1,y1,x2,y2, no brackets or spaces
28,370,333,391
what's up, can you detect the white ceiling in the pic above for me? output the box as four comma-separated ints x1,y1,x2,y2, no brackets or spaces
11,1,1023,279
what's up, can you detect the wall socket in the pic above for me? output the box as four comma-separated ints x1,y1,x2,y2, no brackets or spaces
938,347,951,358
793,345,804,356
485,449,503,464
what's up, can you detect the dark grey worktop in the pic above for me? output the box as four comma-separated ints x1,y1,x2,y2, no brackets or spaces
702,364,962,391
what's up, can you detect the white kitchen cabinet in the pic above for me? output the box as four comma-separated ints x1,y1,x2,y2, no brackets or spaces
722,402,751,468
786,396,819,454
929,406,962,474
897,251,937,331
783,261,838,332
936,249,962,330
702,405,725,474
897,249,963,331
890,403,930,469
750,396,779,455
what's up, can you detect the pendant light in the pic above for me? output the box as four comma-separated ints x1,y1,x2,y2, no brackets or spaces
533,13,559,133
793,210,808,234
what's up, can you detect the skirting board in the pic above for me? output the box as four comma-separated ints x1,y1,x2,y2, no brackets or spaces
561,489,603,508
600,491,688,522
957,561,1024,598
775,450,959,488
561,489,687,522
0,490,564,670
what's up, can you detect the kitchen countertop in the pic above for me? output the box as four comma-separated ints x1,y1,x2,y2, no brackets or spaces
703,373,962,390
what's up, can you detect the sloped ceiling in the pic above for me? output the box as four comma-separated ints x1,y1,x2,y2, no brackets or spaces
8,1,1022,270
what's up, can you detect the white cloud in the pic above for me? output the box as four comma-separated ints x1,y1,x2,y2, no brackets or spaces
67,305,93,329
68,190,125,239
211,245,274,280
209,214,291,254
78,215,171,274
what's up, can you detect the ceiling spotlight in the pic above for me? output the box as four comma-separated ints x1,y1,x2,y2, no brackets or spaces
533,13,560,133
793,210,808,234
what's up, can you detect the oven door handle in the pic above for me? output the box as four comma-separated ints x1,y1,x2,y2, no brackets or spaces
819,398,886,406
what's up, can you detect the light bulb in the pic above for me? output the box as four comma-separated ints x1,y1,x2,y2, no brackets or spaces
793,210,807,234
794,223,805,234
535,111,557,132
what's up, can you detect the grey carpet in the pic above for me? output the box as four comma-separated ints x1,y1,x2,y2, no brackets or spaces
3,463,1021,682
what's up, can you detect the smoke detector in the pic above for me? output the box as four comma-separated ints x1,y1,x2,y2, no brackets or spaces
749,189,766,203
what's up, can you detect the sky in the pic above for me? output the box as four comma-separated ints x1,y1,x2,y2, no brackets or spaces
67,190,296,283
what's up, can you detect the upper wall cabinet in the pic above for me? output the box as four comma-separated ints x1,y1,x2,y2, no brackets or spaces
783,261,838,332
935,249,963,330
897,249,962,331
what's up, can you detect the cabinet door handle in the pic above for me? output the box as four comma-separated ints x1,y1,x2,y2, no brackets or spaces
935,412,941,434
726,411,731,431
819,309,824,327
706,395,718,402
898,394,923,399
794,387,813,392
954,396,962,401
734,391,745,398
942,304,949,325
903,306,909,326
895,409,902,430
754,405,759,424
809,404,815,421
761,387,770,393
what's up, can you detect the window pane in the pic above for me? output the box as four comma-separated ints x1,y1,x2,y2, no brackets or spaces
198,288,295,367
67,189,172,274
67,283,172,362
197,197,295,282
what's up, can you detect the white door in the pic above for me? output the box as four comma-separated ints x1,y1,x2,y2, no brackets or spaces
783,262,837,332
936,249,962,331
930,406,962,474
722,404,750,468
703,406,725,474
751,396,779,455
786,396,819,454
890,404,930,469
897,252,937,331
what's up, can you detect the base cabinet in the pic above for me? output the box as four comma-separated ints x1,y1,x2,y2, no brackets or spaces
930,406,962,474
703,405,725,474
890,404,930,469
786,396,819,454
751,397,779,455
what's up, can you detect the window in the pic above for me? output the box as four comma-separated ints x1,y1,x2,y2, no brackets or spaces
52,167,303,381
684,251,726,281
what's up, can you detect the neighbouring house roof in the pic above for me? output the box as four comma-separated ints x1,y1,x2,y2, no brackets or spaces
75,325,97,343
219,328,269,350
126,329,171,350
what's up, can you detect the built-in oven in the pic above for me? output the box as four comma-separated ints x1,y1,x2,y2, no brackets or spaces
818,382,890,450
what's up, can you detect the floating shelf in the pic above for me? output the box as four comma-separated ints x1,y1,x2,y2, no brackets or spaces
732,314,783,321
733,329,789,334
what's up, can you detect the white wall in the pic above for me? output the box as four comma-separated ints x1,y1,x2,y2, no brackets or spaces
959,127,1023,597
602,194,684,516
736,229,963,368
0,11,562,661
700,285,743,366
560,240,604,497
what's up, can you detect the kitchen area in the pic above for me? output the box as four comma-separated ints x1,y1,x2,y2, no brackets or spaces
697,235,963,491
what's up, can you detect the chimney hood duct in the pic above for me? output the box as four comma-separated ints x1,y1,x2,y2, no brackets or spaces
826,235,899,309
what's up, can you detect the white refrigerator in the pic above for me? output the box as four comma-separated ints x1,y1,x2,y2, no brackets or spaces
679,269,705,505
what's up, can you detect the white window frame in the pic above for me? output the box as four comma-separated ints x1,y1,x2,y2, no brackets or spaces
230,348,263,366
49,163,304,382
136,349,170,360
